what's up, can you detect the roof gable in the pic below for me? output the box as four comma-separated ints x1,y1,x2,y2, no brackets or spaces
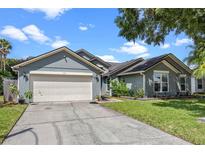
117,53,192,76
12,47,104,73
76,48,111,68
103,58,144,76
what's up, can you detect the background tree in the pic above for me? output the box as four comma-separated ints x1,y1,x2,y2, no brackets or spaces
115,8,205,78
0,39,12,72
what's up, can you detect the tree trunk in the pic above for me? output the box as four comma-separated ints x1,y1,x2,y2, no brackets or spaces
0,53,2,71
3,54,6,72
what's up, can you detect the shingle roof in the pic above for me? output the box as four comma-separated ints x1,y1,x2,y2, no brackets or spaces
76,49,111,68
120,54,169,74
118,53,192,76
103,58,144,76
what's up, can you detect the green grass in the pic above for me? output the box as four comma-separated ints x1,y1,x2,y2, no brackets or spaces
102,99,205,144
0,96,3,102
0,104,27,143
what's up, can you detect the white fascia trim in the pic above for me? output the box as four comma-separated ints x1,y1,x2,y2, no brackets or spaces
180,74,187,77
162,60,180,74
168,54,192,74
30,71,93,76
12,47,104,73
153,70,169,73
117,71,144,76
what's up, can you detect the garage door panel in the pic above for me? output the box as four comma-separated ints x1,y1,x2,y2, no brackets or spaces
31,74,92,102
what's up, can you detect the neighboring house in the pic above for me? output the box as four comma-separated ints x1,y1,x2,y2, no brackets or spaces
191,77,205,93
12,46,193,103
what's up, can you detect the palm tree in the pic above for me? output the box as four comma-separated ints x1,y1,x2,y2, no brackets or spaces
0,39,12,72
184,42,205,78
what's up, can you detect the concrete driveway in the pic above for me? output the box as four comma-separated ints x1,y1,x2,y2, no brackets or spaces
3,102,190,145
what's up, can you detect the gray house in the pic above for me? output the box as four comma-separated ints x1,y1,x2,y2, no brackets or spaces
191,77,205,93
12,46,193,103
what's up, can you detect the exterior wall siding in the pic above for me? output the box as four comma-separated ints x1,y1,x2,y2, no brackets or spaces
119,74,143,91
18,50,101,102
144,62,191,97
101,77,108,96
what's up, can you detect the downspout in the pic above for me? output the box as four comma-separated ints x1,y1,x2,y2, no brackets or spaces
109,77,112,96
141,73,146,98
100,75,102,97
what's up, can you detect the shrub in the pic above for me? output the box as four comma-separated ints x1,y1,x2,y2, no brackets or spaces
9,84,19,102
135,88,144,98
111,80,129,97
24,90,33,103
128,89,135,97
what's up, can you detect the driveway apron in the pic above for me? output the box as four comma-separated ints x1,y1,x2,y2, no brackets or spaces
3,102,191,145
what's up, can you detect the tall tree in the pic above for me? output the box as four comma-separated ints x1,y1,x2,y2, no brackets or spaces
0,39,12,72
115,8,205,78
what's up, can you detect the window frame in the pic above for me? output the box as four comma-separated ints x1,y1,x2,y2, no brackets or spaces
197,78,203,90
153,71,169,93
179,75,186,92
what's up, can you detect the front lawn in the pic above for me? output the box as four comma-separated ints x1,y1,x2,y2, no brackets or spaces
0,95,3,102
0,104,27,143
102,99,205,144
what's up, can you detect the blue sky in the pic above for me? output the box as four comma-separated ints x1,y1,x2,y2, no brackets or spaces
0,8,193,63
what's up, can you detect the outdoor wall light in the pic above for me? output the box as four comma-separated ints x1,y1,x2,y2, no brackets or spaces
64,55,68,62
23,72,28,81
95,75,99,82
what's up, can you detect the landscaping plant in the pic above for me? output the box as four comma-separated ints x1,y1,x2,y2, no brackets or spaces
24,90,33,103
135,88,144,98
8,83,19,102
111,80,129,97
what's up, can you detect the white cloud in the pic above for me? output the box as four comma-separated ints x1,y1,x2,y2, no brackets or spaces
51,37,69,48
79,26,88,31
24,8,70,19
97,55,119,63
174,38,193,46
137,53,150,58
160,43,170,49
79,23,95,31
0,25,28,41
22,25,50,43
110,42,148,55
88,24,95,28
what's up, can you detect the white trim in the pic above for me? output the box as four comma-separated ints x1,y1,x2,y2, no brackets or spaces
12,47,104,72
153,71,169,93
17,71,19,91
168,54,192,74
17,71,20,100
179,74,187,77
117,71,144,76
153,70,169,73
196,78,204,92
142,73,145,93
30,71,93,76
179,75,187,92
90,80,93,100
162,60,180,73
191,76,196,94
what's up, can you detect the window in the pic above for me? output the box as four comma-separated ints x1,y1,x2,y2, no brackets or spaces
153,72,169,92
180,76,186,91
197,79,203,89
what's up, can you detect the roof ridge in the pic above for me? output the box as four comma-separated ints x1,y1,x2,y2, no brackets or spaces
108,58,144,76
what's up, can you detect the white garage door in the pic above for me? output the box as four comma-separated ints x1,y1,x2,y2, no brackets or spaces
31,74,92,102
